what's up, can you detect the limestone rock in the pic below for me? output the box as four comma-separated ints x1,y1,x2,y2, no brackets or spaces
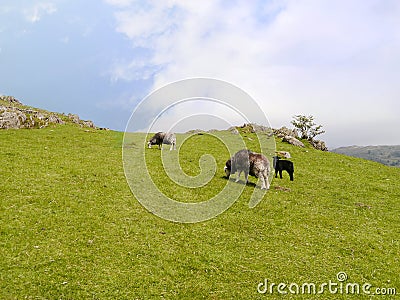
68,113,80,124
81,120,96,128
282,135,305,148
310,139,328,151
186,129,205,134
0,95,98,129
0,107,27,129
48,114,65,124
227,126,239,135
238,123,273,135
0,95,22,105
273,127,298,138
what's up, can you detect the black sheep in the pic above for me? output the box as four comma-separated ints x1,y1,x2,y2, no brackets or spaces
273,156,294,181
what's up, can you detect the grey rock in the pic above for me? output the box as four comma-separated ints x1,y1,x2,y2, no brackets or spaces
227,126,239,135
48,114,65,124
310,139,328,151
81,120,96,128
68,113,80,124
0,95,22,105
273,127,298,138
0,108,27,129
282,135,305,147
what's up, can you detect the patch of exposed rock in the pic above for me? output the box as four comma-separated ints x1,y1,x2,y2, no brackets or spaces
273,126,298,138
227,126,239,135
239,123,272,134
0,107,27,129
310,139,328,151
0,95,22,105
186,129,205,135
0,95,97,130
282,135,305,148
273,126,327,151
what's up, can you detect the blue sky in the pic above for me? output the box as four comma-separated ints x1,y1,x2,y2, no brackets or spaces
1,0,399,148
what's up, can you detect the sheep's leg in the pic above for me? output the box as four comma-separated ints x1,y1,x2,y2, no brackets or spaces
244,172,249,184
265,173,270,190
279,170,283,179
289,171,294,181
170,143,173,151
235,171,241,182
259,174,266,189
275,170,278,178
260,172,270,190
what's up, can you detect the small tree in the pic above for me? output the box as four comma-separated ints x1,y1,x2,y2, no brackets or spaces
291,115,325,141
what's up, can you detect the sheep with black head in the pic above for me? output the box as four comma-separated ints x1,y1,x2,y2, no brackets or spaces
147,132,176,150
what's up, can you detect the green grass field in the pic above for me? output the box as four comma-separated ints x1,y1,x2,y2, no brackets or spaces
1,124,399,299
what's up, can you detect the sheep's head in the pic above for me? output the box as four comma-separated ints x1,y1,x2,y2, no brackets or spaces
224,159,233,177
148,138,157,148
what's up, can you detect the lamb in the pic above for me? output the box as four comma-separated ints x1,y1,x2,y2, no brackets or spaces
147,132,176,150
273,156,294,181
224,149,270,190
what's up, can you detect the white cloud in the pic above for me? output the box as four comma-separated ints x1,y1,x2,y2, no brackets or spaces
104,0,136,8
109,59,159,82
24,2,57,23
147,99,249,133
106,0,400,146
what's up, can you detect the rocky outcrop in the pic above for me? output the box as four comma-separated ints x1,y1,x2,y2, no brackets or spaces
239,123,272,134
282,135,305,148
0,95,22,105
48,114,65,124
68,113,80,124
227,126,239,135
274,126,327,151
81,120,96,128
0,107,27,129
273,126,298,138
0,95,96,130
0,105,67,129
310,139,328,151
186,129,205,134
67,113,96,128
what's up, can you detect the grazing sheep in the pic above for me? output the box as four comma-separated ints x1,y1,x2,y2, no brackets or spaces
148,132,176,150
273,156,294,181
224,149,270,190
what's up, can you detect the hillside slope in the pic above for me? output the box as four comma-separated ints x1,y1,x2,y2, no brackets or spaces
1,125,399,299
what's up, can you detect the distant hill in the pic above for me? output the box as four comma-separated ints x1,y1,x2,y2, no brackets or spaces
331,145,400,167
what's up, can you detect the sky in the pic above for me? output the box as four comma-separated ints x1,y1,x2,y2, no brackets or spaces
1,0,399,148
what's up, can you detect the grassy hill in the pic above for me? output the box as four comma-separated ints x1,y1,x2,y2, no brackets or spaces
1,124,399,299
332,145,400,168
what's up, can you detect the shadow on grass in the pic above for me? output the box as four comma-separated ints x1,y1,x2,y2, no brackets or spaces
221,176,258,188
